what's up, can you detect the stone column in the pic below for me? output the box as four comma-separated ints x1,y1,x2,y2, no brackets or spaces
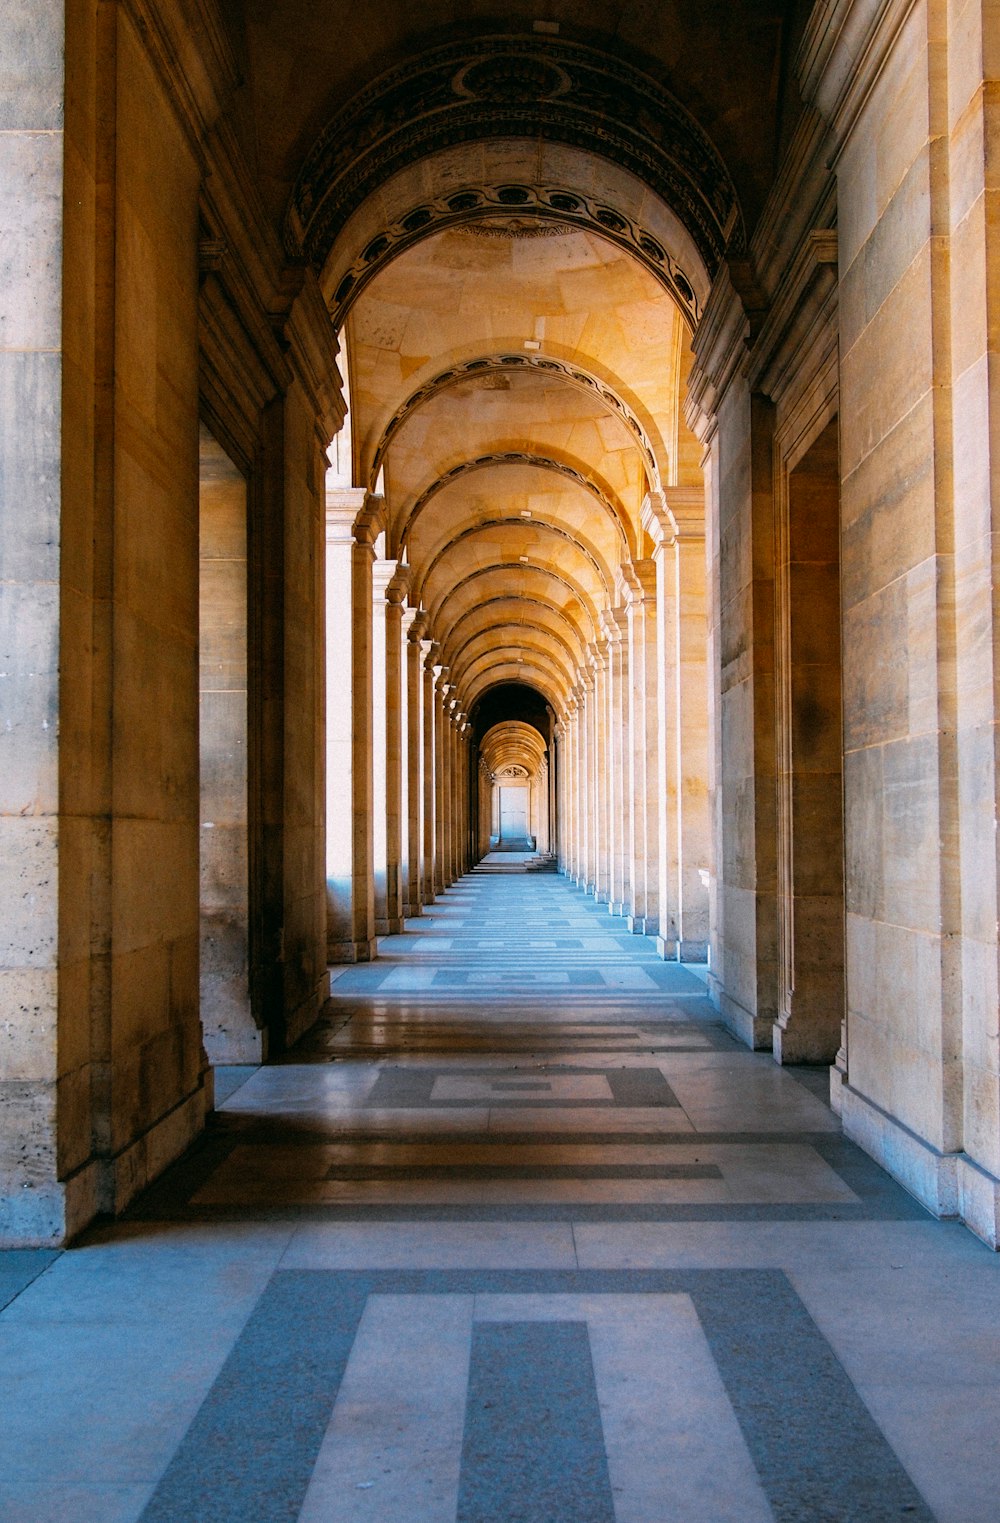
450,704,463,880
570,699,583,881
478,756,491,859
460,721,472,871
644,490,710,960
370,558,394,936
433,668,450,891
560,711,573,874
326,492,381,963
421,640,438,904
553,724,564,865
405,611,427,916
607,608,631,916
592,639,610,901
0,8,71,1241
567,692,581,884
571,675,588,888
624,561,659,935
538,759,550,853
382,565,411,935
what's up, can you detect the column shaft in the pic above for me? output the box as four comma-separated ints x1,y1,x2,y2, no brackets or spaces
626,563,659,935
405,613,427,916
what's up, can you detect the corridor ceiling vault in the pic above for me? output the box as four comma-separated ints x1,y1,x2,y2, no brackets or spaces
335,212,701,720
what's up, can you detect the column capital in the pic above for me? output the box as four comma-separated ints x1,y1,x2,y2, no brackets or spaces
372,557,399,601
618,560,657,605
589,637,609,670
386,564,413,606
605,605,629,642
325,488,385,546
407,608,429,642
641,488,705,546
663,487,705,541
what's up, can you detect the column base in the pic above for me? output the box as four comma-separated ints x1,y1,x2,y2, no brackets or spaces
0,1077,211,1248
657,936,709,962
627,915,659,936
327,937,378,963
841,1083,1000,1247
608,900,626,917
771,1019,840,1065
718,989,773,1050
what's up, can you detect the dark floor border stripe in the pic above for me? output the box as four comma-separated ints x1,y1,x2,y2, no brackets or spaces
127,1200,929,1224
138,1272,367,1523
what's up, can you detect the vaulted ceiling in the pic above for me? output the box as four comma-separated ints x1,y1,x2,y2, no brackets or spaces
218,2,809,724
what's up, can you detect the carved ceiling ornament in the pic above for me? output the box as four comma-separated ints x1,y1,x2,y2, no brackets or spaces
319,183,703,326
286,35,741,293
459,217,572,239
372,353,659,488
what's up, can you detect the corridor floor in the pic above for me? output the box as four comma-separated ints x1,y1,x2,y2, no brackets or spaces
2,866,1000,1522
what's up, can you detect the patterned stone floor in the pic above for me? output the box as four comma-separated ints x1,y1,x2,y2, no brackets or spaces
2,863,999,1520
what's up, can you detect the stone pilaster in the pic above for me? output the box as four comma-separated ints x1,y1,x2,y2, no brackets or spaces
606,608,631,916
404,610,427,916
370,558,396,936
421,640,438,904
643,490,710,961
624,561,660,936
433,667,450,891
326,491,381,963
382,566,411,934
591,640,610,901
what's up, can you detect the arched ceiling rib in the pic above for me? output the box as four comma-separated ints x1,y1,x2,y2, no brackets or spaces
440,597,587,673
459,646,572,703
287,36,742,279
447,616,581,678
465,666,563,713
414,518,613,608
372,354,660,488
401,457,630,568
480,720,548,780
425,559,601,642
